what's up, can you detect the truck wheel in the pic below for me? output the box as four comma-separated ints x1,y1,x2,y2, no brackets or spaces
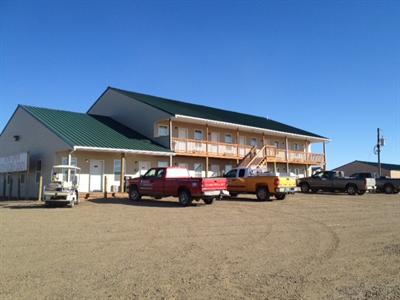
179,189,192,206
300,183,310,193
275,193,286,200
256,186,270,201
384,184,394,194
203,197,215,205
346,184,358,195
129,187,141,201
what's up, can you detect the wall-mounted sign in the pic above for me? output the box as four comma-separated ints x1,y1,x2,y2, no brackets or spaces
0,152,29,173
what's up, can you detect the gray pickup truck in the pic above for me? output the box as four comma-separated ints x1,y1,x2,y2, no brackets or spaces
351,173,400,194
298,171,376,195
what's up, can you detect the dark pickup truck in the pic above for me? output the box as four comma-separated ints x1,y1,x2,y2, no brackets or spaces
298,171,376,195
351,173,400,194
128,167,229,206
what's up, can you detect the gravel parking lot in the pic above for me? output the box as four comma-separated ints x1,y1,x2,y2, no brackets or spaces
1,193,399,299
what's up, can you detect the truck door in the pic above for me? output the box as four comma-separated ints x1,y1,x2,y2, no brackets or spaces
151,168,165,195
139,168,158,195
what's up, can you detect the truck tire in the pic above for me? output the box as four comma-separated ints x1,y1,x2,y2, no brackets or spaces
346,184,358,196
203,197,215,205
129,186,141,201
179,189,192,206
384,184,394,194
300,183,310,193
256,186,270,201
275,193,286,200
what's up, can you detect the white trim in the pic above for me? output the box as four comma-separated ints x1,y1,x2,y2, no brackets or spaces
73,146,174,156
174,114,330,143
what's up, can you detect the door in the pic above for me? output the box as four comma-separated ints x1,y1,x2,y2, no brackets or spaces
177,128,188,152
139,161,151,175
90,160,103,192
210,164,220,177
209,132,219,154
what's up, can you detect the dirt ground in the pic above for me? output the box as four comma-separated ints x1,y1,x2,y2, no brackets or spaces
1,193,399,300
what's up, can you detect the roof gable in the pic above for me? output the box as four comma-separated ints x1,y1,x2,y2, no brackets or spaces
21,105,171,153
109,87,327,140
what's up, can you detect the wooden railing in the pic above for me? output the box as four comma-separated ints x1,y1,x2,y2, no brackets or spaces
171,137,325,165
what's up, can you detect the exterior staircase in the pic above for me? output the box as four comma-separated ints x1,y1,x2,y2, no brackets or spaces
238,145,269,168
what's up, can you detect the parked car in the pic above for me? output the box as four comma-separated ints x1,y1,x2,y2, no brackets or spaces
350,173,400,194
297,171,376,195
224,167,298,201
127,167,229,206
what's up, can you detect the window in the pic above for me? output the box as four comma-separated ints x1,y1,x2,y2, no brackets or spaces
250,138,257,147
156,168,165,178
143,168,157,178
274,141,280,148
224,169,237,178
225,164,233,173
194,130,203,140
293,143,301,151
225,134,233,144
158,125,169,137
114,160,121,182
178,163,189,169
62,157,78,166
194,163,203,177
238,169,246,178
158,161,169,168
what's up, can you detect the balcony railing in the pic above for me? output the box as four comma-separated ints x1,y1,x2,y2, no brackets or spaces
171,137,325,165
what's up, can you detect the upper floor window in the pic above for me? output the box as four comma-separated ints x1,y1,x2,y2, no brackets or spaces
274,141,280,148
225,134,233,144
293,143,301,151
250,138,257,147
194,130,203,140
158,125,169,137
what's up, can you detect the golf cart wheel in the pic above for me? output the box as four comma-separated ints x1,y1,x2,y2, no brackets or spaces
203,197,215,205
256,186,270,201
275,193,286,200
129,186,141,201
346,184,358,196
179,189,192,207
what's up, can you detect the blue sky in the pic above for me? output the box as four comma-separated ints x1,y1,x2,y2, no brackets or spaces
1,0,399,168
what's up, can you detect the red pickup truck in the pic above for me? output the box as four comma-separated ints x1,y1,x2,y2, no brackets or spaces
127,167,229,206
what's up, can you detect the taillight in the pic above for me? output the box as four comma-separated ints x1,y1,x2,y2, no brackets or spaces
274,177,280,187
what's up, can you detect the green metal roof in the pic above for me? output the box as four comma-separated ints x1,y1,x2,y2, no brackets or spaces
357,160,400,171
109,87,327,139
21,105,171,153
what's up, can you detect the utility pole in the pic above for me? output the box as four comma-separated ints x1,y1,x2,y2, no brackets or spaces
377,128,381,177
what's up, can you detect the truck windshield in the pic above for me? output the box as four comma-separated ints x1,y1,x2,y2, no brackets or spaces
224,169,237,178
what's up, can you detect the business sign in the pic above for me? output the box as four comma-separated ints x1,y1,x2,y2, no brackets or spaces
0,152,29,173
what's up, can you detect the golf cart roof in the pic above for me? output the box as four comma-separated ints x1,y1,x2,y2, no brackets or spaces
52,165,81,170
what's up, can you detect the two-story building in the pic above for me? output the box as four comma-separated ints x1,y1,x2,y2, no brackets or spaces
0,87,329,199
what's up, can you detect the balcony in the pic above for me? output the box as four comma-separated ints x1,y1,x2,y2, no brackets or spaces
171,137,325,165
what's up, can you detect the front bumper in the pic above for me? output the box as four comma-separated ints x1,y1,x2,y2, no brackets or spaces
275,187,300,194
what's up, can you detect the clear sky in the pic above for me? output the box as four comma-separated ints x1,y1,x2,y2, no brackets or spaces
1,0,399,168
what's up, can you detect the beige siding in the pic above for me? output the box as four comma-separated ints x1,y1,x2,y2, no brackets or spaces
88,89,172,148
390,170,400,179
0,107,71,199
333,161,391,177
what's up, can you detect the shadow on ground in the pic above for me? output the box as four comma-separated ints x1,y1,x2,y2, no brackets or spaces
88,197,198,208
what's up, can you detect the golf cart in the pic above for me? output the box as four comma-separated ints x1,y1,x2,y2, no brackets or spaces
43,165,80,208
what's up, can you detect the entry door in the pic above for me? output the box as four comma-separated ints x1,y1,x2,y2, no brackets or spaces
209,132,219,154
177,128,188,152
90,160,103,192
